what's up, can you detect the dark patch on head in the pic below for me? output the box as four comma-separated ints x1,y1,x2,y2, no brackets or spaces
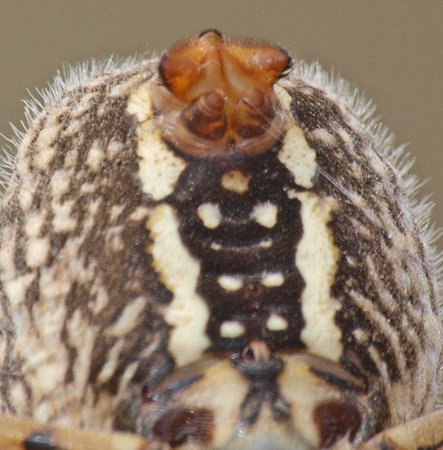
314,400,361,447
153,407,214,448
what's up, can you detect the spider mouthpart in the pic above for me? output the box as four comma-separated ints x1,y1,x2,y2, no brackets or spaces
151,30,290,157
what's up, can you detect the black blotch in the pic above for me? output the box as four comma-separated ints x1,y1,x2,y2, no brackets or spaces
24,431,64,450
153,407,214,447
314,400,361,447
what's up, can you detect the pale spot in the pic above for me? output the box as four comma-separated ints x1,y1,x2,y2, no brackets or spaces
50,169,73,200
26,237,50,268
266,314,288,331
4,273,36,307
294,192,343,361
90,284,109,316
278,125,317,188
220,321,245,338
261,272,284,287
337,127,353,147
147,204,210,366
106,139,125,159
105,297,146,338
197,203,222,229
218,275,243,291
80,182,97,195
107,226,124,251
52,200,77,233
273,84,292,113
126,81,153,122
110,204,125,222
66,309,97,396
86,140,105,172
63,118,83,136
259,240,272,248
19,180,37,213
287,189,297,199
252,202,278,228
128,81,188,201
129,206,151,221
34,119,61,170
352,328,370,345
97,340,125,384
221,170,251,194
310,128,337,147
24,211,46,238
29,362,64,398
64,148,78,168
211,242,222,250
70,93,95,117
9,383,28,413
0,228,17,280
88,198,101,216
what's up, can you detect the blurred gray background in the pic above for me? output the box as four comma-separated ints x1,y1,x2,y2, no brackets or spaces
1,1,442,249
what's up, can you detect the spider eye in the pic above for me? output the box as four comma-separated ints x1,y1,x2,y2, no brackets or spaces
153,407,214,447
314,400,362,447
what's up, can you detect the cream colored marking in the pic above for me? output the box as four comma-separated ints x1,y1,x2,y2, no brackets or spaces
90,284,109,316
147,204,210,366
106,139,125,159
221,170,251,194
197,203,222,229
252,202,278,228
105,297,146,338
337,127,353,147
259,239,272,248
63,118,83,137
128,81,187,200
4,273,36,307
261,272,284,287
352,328,370,345
80,182,97,195
50,169,73,200
110,204,125,222
64,148,78,168
30,361,65,399
86,140,105,172
310,128,337,147
9,383,28,413
218,275,243,291
107,225,124,251
34,118,61,170
52,200,77,233
26,237,50,269
129,206,151,221
220,321,245,338
211,242,222,250
97,339,125,384
278,125,317,188
39,237,82,300
66,308,97,398
19,180,37,213
70,93,95,117
0,229,16,280
266,313,288,331
82,199,101,234
294,192,343,361
273,84,292,113
24,212,46,238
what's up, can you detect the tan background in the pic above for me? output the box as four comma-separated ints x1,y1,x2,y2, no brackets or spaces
1,1,442,250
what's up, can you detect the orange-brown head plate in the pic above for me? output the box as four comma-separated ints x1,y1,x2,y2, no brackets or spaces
151,30,290,158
